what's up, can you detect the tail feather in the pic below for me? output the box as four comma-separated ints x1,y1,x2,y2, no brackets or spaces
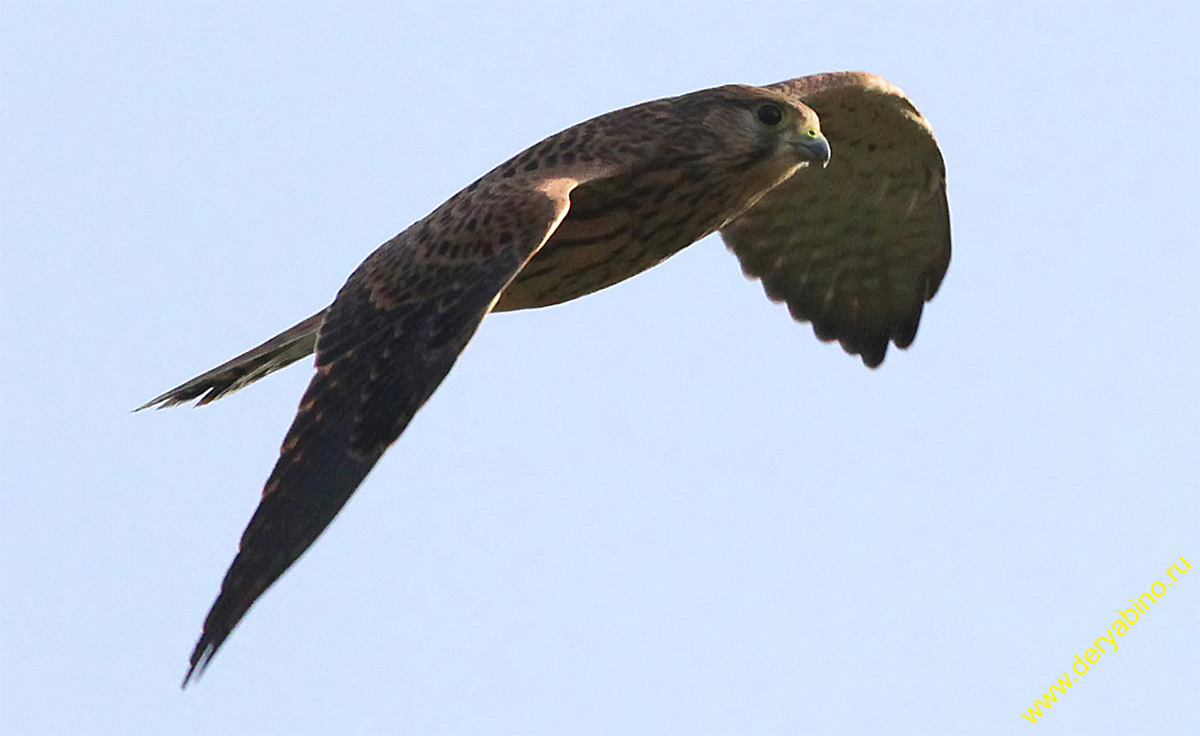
137,310,327,410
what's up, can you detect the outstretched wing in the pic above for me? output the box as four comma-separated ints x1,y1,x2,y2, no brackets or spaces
183,176,589,684
720,72,951,367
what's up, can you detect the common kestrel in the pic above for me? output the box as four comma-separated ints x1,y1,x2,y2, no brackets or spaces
141,72,950,684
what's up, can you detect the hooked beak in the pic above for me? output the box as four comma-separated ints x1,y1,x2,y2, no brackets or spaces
797,132,831,168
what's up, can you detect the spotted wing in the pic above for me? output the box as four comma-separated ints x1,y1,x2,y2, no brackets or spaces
183,177,583,684
720,72,951,367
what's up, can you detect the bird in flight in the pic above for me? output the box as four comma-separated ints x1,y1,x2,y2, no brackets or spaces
140,72,950,685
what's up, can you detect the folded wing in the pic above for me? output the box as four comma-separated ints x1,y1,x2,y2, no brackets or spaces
720,72,951,367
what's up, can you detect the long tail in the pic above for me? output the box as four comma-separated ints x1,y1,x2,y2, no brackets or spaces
137,310,328,410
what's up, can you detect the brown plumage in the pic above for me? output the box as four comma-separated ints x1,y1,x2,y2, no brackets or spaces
140,74,950,684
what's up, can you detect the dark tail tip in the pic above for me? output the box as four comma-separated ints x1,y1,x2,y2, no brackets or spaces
181,638,218,689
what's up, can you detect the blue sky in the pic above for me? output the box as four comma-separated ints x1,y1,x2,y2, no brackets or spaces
2,2,1196,734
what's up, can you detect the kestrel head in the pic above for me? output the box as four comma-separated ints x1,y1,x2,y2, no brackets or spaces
695,84,830,169
650,85,830,217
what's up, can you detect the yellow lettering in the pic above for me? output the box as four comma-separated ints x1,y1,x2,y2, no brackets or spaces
1095,629,1118,653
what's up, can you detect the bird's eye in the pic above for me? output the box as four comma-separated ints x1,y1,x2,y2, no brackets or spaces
756,103,784,126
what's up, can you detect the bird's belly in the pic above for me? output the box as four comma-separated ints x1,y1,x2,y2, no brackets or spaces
495,243,655,311
495,208,705,312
